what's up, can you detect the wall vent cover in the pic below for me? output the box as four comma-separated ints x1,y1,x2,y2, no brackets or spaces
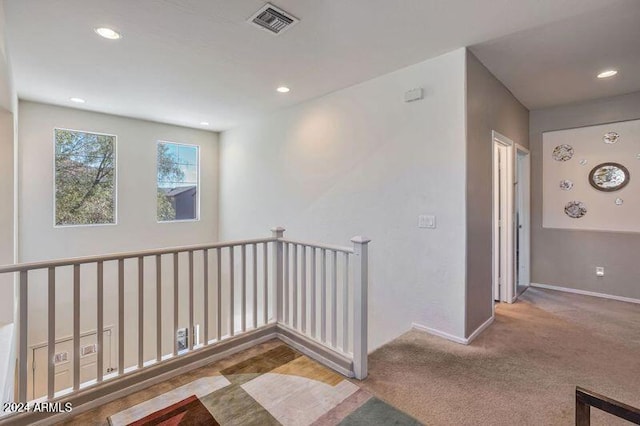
248,3,299,35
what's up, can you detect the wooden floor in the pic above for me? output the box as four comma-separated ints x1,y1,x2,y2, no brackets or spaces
59,340,418,426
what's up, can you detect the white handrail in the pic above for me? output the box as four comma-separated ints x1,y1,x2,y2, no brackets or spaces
279,238,354,254
0,237,276,274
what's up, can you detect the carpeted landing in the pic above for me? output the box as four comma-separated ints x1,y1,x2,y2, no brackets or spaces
61,342,420,426
358,287,640,425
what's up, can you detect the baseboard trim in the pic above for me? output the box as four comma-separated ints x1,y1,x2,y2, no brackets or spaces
530,283,640,305
412,316,494,345
411,323,467,345
4,325,278,426
466,316,494,344
276,324,354,378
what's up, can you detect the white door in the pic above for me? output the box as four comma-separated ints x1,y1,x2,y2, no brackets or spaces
514,147,531,296
31,329,112,400
493,140,511,302
493,131,531,304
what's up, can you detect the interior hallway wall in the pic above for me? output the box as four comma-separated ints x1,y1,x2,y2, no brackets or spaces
465,51,529,337
530,91,640,300
220,48,468,350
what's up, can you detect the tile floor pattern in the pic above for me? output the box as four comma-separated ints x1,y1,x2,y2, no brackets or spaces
61,341,420,426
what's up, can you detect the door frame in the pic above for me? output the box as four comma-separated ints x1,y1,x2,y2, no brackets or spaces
514,145,531,299
492,131,515,304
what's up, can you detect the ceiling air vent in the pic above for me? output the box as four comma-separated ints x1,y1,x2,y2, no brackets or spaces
248,3,299,35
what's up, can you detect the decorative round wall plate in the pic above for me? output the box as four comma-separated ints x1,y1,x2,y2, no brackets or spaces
559,180,574,191
553,144,574,161
565,201,587,219
603,131,619,144
589,162,630,192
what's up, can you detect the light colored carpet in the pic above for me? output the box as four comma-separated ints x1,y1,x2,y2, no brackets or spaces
358,287,640,425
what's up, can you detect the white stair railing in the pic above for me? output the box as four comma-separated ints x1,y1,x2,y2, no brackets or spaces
272,229,370,379
0,228,370,408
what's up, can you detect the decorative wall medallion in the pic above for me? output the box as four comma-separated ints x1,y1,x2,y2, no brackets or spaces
589,162,630,192
580,159,588,166
553,144,574,161
559,180,574,191
565,201,587,219
615,198,624,206
603,131,619,144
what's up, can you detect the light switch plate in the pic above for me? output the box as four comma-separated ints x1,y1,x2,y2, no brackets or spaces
418,215,436,229
596,267,604,277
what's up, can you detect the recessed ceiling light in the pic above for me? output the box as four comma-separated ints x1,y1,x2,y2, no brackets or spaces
70,97,86,104
597,70,618,79
200,122,210,126
276,86,290,93
95,27,121,40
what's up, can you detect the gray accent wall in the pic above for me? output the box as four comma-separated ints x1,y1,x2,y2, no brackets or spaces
530,91,640,300
465,50,529,337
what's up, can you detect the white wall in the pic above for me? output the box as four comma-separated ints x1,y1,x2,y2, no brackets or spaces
18,101,219,393
220,48,468,350
18,101,219,260
0,1,16,326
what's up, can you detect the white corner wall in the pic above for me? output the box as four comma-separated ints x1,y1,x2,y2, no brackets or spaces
219,48,468,350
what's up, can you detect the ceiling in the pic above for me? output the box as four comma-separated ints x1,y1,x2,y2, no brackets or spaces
471,0,640,110
4,0,634,130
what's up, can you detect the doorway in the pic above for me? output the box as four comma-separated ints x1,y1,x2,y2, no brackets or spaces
493,131,530,303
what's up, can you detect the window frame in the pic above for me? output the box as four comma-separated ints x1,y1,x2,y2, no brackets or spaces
53,127,119,228
156,140,201,223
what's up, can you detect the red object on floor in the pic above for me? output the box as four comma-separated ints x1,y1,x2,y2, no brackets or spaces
127,395,219,426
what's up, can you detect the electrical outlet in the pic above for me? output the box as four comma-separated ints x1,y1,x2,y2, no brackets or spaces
54,352,68,364
81,344,97,357
596,267,604,277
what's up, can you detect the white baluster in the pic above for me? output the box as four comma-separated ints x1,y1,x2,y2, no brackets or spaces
203,250,209,345
188,251,194,350
241,245,246,332
173,253,179,356
331,251,337,348
155,255,162,362
310,248,316,339
138,257,144,367
253,244,258,329
47,267,56,399
118,260,125,374
97,261,105,380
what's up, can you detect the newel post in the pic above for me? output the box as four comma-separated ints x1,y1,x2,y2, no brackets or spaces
271,227,285,323
351,235,371,380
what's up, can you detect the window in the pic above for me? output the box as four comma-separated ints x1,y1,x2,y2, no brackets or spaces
157,142,199,222
54,129,116,226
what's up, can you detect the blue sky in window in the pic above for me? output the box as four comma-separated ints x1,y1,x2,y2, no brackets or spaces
158,143,198,188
